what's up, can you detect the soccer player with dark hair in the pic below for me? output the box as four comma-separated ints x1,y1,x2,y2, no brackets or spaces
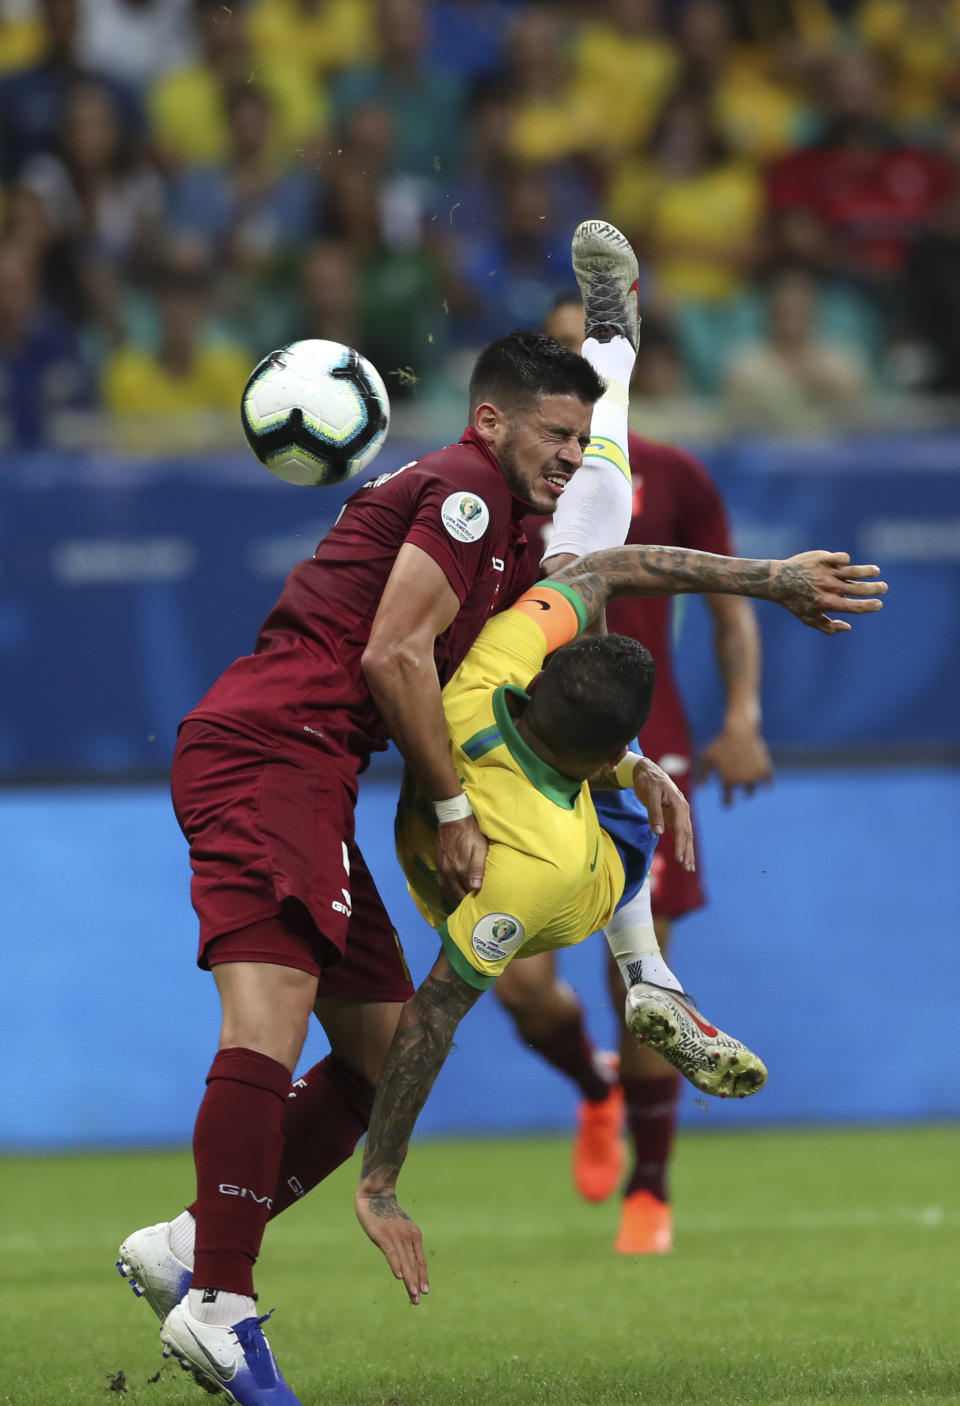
116,223,885,1404
495,291,777,1255
355,534,887,1307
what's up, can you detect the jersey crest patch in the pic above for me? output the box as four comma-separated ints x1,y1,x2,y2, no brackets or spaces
471,912,525,964
441,491,489,544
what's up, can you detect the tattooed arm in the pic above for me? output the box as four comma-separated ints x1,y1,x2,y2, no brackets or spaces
355,950,483,1304
550,547,887,635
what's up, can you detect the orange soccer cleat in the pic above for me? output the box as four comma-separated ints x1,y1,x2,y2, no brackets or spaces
573,1058,625,1202
614,1189,673,1255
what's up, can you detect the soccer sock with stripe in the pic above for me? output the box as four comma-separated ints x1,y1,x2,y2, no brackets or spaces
190,1046,290,1298
622,1072,681,1204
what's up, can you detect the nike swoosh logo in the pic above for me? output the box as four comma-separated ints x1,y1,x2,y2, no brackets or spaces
531,599,550,611
589,840,599,871
669,996,718,1038
184,1322,236,1379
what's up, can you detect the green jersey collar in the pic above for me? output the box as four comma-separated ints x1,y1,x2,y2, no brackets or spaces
491,685,582,810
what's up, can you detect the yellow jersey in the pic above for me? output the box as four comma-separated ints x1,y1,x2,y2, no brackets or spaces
394,581,625,990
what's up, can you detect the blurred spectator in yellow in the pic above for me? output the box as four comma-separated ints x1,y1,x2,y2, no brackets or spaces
76,0,196,93
766,48,956,296
102,265,248,450
724,266,870,432
568,0,679,163
858,0,960,137
0,0,143,181
20,77,164,344
675,0,808,161
332,0,464,179
609,88,763,390
503,5,595,167
148,0,323,170
248,0,374,87
0,0,45,75
0,239,97,449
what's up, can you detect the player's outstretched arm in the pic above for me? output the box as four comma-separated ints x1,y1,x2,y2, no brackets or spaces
551,547,887,635
355,950,483,1305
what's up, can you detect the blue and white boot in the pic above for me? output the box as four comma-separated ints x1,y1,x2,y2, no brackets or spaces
161,1303,303,1406
117,1221,193,1322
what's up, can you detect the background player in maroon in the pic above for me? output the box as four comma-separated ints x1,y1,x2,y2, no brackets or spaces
495,297,773,1257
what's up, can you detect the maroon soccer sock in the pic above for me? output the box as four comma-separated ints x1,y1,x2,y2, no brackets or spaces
189,1047,291,1297
270,1054,375,1217
522,1010,612,1103
622,1072,681,1203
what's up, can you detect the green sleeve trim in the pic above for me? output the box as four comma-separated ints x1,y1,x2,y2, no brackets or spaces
532,578,590,635
438,921,499,991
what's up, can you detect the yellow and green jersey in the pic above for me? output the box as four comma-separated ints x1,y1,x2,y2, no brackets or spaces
395,581,626,990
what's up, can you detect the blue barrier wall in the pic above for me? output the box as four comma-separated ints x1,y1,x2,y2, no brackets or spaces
4,760,958,1151
1,432,959,777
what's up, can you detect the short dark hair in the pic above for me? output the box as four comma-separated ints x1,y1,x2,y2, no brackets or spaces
528,634,655,763
468,329,604,415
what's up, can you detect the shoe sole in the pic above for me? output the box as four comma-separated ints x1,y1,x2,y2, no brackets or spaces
571,219,640,349
626,988,767,1098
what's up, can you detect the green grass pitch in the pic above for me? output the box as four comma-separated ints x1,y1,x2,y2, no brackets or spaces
1,1125,957,1405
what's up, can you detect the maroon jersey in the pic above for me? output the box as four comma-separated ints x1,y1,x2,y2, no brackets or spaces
523,431,733,768
187,428,536,770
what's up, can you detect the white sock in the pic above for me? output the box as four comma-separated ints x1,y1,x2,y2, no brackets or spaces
168,1210,195,1269
188,1286,257,1327
628,953,684,993
581,334,635,455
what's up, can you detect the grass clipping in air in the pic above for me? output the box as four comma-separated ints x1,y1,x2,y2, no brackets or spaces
1,1126,957,1405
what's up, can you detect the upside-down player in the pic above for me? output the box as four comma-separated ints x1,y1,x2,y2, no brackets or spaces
356,540,887,1304
497,291,773,1255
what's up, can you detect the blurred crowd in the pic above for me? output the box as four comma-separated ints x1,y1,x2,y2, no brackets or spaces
5,0,960,451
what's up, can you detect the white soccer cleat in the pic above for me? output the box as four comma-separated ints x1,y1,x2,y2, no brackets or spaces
625,983,768,1098
117,1221,193,1323
571,219,641,351
161,1302,303,1405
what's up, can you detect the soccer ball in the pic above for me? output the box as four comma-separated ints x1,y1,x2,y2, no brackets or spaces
240,339,391,487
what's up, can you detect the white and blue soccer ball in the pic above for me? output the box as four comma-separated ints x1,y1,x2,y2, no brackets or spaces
241,338,391,486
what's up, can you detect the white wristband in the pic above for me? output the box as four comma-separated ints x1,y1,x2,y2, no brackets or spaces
433,793,473,824
614,751,643,789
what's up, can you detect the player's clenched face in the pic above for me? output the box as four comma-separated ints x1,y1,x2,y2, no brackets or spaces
483,393,594,514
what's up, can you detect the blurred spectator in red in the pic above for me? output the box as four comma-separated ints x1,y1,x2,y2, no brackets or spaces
101,264,248,450
0,240,96,449
0,0,142,181
148,0,322,171
448,162,576,347
19,77,164,344
609,87,763,391
76,0,196,93
766,48,956,294
724,265,870,431
332,0,465,180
